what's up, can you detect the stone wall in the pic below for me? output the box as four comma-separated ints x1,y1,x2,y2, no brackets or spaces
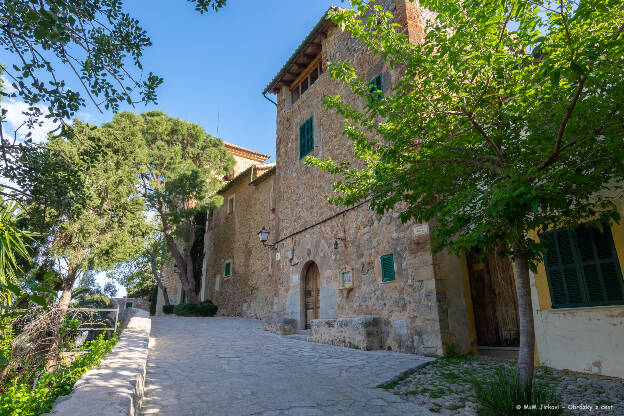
267,0,470,355
202,167,277,319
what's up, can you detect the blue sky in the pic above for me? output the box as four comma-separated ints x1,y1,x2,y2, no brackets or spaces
111,0,341,160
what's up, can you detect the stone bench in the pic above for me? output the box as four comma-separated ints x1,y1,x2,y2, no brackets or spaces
310,316,383,350
263,317,297,335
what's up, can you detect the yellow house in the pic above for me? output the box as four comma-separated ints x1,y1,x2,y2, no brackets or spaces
459,204,624,378
530,211,624,378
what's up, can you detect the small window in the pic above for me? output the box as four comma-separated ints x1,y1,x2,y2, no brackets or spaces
227,195,235,214
301,78,308,94
368,74,383,102
299,117,314,159
215,275,221,291
380,253,395,282
310,66,319,84
224,261,232,277
542,223,624,308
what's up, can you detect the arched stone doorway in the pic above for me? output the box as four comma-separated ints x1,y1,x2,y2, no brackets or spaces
302,262,320,329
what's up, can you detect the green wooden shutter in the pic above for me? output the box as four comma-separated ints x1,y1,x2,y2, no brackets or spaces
225,262,231,277
542,223,624,308
381,254,395,282
299,117,314,159
368,74,383,102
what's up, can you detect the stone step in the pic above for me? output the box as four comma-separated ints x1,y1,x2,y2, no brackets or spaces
285,333,310,342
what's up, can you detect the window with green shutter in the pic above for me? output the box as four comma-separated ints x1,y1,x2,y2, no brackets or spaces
299,117,314,159
381,253,395,282
368,74,383,102
224,261,231,277
542,223,624,308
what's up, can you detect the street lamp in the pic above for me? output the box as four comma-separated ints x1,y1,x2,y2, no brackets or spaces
258,227,277,249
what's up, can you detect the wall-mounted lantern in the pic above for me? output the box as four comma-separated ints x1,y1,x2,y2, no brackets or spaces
258,226,277,250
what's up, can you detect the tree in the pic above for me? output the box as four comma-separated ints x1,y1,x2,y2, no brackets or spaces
109,228,172,304
0,0,227,203
308,0,624,396
102,281,117,298
104,111,233,305
28,119,148,367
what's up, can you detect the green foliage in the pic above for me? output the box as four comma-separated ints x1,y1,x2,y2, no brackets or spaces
309,0,624,268
0,0,226,208
199,300,218,317
0,198,35,304
173,301,217,317
149,285,158,316
473,366,563,416
108,227,170,299
103,110,234,304
26,119,149,289
162,304,174,315
0,333,119,416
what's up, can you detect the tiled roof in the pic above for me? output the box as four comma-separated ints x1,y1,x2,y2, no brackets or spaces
224,141,270,162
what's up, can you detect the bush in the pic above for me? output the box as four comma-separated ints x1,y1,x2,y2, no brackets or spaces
473,366,563,416
149,286,158,316
199,300,218,317
172,301,218,317
0,333,119,416
162,304,174,314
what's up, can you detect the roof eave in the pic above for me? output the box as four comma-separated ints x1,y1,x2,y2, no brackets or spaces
263,8,339,95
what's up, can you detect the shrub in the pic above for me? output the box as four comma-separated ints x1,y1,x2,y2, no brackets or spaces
162,304,174,314
171,301,218,317
149,286,158,316
199,300,218,317
173,302,200,316
0,333,119,416
472,366,563,416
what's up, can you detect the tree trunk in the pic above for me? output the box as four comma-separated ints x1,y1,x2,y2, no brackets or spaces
150,253,170,306
45,271,77,370
158,207,199,304
513,239,535,398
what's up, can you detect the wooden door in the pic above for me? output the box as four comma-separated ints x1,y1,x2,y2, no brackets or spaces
467,247,520,347
304,263,320,329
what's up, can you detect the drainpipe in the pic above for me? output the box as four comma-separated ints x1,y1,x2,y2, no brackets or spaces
262,92,277,107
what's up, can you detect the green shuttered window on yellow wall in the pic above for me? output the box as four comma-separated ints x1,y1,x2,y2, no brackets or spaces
542,223,624,308
381,253,395,282
299,117,314,159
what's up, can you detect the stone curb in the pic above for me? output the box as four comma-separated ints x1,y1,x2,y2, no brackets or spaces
43,309,151,416
378,359,434,387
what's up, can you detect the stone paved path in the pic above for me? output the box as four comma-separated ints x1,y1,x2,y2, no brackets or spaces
141,316,435,416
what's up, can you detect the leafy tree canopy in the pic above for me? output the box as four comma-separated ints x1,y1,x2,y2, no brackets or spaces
310,0,624,266
102,110,234,304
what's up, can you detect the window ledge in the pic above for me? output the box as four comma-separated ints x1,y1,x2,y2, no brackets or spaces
542,304,624,314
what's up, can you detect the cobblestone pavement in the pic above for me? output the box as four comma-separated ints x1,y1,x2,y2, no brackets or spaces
140,316,435,416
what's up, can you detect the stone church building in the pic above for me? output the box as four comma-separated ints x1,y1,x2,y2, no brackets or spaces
157,0,624,378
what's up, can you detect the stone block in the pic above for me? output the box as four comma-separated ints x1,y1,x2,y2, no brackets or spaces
310,316,382,350
263,317,297,335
